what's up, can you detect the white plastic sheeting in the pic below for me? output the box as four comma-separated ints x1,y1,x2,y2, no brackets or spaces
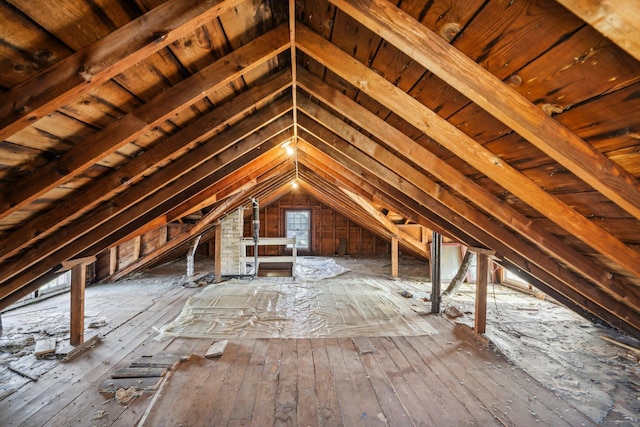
293,256,350,281
157,259,436,340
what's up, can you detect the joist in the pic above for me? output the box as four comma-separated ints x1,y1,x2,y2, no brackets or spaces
296,22,640,280
555,0,640,62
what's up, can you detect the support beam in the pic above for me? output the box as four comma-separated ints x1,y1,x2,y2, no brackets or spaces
296,24,640,280
391,236,399,278
109,247,118,276
474,252,489,335
431,232,442,314
186,235,202,277
0,24,290,222
554,0,640,62
327,0,640,221
0,0,246,141
70,264,87,346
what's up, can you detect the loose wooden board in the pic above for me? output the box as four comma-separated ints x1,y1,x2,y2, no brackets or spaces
205,340,228,358
130,352,180,369
110,367,167,379
34,338,57,358
98,377,161,395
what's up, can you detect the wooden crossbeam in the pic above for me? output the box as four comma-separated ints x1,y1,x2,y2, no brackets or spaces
328,0,640,221
0,23,290,222
296,22,640,280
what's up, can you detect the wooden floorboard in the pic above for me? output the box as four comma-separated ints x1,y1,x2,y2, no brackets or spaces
0,307,598,427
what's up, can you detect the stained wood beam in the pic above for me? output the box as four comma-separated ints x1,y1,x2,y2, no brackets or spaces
167,150,290,221
0,112,293,291
0,73,292,264
555,0,640,62
474,252,489,334
70,263,87,346
0,23,290,221
296,23,640,279
296,70,628,298
328,0,640,221
0,0,246,141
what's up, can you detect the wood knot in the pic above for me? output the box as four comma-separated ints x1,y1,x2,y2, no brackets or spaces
440,22,461,42
541,103,563,116
507,74,522,86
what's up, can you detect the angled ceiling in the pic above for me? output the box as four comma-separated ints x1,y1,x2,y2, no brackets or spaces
0,0,639,336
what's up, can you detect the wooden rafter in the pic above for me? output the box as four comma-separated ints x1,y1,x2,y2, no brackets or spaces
295,22,640,279
0,0,247,141
0,23,290,221
0,114,294,299
0,73,292,263
555,0,640,62
296,69,630,301
328,0,640,221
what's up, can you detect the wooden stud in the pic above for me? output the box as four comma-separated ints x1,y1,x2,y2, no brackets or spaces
431,232,442,313
391,236,399,278
474,252,489,334
109,247,118,276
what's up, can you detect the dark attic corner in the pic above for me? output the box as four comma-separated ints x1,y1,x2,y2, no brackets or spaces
0,0,639,425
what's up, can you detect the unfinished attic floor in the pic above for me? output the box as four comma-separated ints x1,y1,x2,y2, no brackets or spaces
0,257,636,426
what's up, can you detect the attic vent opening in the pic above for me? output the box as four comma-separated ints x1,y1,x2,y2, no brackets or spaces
285,210,310,250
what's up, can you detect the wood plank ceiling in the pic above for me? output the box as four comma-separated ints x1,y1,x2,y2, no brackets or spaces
0,0,639,336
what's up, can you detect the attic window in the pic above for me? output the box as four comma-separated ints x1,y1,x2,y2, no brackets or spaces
285,210,310,250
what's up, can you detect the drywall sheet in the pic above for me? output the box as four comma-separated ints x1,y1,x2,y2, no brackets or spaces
157,275,437,340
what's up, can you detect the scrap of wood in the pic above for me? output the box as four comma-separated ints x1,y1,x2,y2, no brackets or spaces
98,377,161,395
111,367,167,379
130,352,180,369
352,337,376,354
34,338,57,358
136,370,173,427
58,333,100,362
7,364,39,381
599,335,640,354
205,340,228,358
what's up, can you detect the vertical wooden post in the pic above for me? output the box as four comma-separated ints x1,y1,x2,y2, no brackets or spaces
109,246,118,276
391,235,399,278
475,252,489,334
431,231,442,313
70,263,87,346
214,224,222,282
